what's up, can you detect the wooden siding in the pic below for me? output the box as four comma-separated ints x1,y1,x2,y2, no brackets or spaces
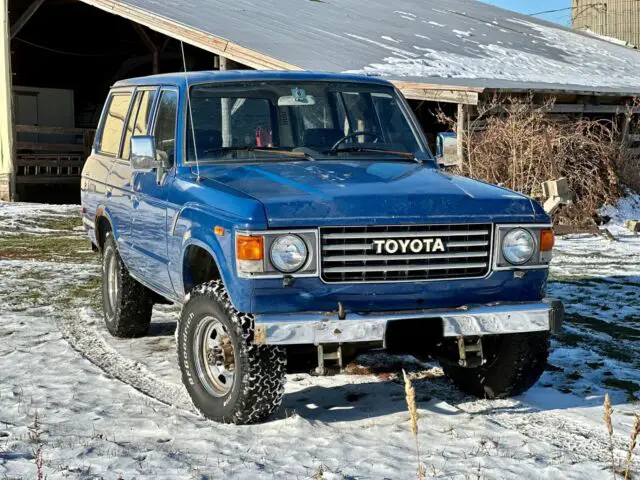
573,0,640,47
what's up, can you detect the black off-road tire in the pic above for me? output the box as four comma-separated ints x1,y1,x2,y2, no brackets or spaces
177,280,287,424
102,232,153,338
441,332,550,399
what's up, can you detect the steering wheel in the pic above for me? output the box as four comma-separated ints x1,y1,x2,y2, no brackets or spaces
329,131,380,153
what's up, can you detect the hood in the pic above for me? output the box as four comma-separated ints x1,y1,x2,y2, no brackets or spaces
196,161,543,227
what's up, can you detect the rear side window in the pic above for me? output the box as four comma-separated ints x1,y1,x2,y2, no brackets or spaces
121,89,157,160
154,90,178,166
97,93,132,156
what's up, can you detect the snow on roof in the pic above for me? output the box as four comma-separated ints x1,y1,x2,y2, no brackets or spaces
85,0,640,95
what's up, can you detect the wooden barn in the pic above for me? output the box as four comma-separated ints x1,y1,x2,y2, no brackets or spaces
2,0,640,202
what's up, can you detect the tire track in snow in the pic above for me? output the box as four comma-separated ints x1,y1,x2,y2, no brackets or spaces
57,307,197,414
457,398,636,466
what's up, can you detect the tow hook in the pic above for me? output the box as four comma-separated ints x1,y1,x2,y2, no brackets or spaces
312,302,347,376
457,337,486,368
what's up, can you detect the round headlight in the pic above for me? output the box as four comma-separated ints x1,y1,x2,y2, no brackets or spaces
502,228,535,265
270,235,308,273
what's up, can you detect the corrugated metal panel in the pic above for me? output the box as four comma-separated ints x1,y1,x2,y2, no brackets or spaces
573,0,640,47
81,0,640,96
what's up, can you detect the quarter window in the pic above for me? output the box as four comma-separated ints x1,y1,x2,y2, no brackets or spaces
97,93,132,156
154,90,178,166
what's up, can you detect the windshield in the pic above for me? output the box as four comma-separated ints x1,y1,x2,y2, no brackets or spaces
186,82,429,162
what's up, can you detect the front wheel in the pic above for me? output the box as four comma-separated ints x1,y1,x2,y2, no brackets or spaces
177,280,287,424
441,332,550,399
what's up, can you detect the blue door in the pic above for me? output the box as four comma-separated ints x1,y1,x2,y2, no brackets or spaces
99,90,135,262
129,88,178,297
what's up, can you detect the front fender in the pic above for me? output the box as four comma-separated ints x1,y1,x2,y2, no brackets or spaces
169,206,256,312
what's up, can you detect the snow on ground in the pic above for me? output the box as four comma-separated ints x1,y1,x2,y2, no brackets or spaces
0,199,639,479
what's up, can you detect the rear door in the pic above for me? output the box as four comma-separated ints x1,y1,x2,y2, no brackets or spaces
98,90,135,259
128,88,177,296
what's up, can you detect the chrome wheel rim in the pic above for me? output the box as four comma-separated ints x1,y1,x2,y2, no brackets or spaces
106,252,119,314
193,316,236,397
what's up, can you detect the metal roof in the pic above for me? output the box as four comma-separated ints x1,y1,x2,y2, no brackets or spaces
82,0,640,100
112,70,395,88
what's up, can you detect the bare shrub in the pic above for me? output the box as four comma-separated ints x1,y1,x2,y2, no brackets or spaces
438,95,640,227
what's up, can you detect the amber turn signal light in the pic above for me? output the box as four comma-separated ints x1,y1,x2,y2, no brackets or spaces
236,235,264,261
540,228,555,252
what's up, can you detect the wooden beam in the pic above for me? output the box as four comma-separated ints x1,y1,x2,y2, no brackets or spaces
10,0,46,38
16,175,80,184
391,80,482,105
80,0,302,71
17,141,85,152
398,87,479,105
132,23,159,74
15,124,94,135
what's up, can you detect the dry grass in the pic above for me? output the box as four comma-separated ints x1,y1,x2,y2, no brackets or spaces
624,415,640,480
604,393,616,479
602,393,640,479
28,411,44,480
438,96,640,227
402,369,425,479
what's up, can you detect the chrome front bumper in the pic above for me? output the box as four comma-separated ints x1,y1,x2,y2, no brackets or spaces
253,299,564,345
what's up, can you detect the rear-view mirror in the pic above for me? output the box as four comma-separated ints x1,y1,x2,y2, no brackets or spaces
278,94,316,107
436,132,461,168
131,136,159,172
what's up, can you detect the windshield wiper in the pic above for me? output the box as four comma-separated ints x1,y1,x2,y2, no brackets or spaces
326,146,423,164
204,146,313,160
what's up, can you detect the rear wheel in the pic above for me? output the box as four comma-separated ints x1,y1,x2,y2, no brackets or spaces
177,280,287,424
441,332,550,399
102,233,153,338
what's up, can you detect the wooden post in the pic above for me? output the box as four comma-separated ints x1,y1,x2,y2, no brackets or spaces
456,103,466,164
0,0,14,201
219,56,231,147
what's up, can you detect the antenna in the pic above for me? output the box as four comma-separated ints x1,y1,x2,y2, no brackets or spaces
180,41,201,182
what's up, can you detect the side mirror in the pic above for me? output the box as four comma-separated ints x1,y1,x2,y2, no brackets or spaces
131,136,159,172
435,132,461,168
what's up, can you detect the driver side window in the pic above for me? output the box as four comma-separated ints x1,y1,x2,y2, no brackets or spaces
154,90,178,167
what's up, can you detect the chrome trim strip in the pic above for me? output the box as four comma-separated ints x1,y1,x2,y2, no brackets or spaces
322,229,490,240
447,240,489,248
323,262,487,273
254,301,555,345
323,251,488,262
323,244,373,251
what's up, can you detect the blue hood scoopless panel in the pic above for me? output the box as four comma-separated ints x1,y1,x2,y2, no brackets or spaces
196,161,540,227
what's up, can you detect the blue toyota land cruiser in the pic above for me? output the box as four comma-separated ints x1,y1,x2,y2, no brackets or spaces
81,71,563,424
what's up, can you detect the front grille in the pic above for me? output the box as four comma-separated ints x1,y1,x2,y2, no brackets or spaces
320,224,492,283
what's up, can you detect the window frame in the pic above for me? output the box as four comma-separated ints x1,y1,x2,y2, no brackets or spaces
180,80,434,166
150,87,180,169
118,86,160,162
94,88,134,157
